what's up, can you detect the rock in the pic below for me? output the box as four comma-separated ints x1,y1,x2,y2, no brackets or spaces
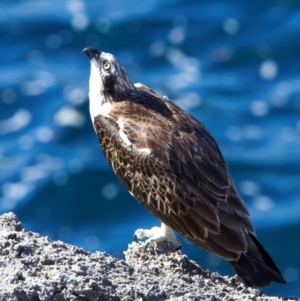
0,212,298,301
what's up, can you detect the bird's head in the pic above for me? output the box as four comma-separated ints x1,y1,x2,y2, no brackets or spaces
82,47,135,102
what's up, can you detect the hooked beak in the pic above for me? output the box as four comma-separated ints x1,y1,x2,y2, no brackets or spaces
82,47,101,60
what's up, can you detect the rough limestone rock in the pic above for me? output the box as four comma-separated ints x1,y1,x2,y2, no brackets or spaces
0,212,298,301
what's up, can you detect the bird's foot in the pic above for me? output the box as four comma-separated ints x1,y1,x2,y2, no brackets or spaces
133,223,182,251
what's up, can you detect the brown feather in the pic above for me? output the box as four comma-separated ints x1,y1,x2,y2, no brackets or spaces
90,72,285,287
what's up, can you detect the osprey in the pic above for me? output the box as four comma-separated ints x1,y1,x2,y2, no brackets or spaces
83,47,286,288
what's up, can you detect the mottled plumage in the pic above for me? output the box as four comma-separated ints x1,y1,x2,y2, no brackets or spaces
83,47,286,287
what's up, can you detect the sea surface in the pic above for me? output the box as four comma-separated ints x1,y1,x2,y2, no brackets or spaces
1,0,300,297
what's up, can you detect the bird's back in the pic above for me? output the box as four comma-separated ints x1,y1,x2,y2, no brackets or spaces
92,82,285,287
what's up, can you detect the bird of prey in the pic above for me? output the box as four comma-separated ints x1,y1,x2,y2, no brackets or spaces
82,47,286,288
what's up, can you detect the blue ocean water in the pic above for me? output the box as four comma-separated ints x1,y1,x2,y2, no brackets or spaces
1,0,300,297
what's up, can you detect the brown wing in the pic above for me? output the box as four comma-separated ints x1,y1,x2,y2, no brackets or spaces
94,84,254,261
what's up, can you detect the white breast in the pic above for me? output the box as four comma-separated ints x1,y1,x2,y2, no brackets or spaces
88,62,151,156
88,62,112,129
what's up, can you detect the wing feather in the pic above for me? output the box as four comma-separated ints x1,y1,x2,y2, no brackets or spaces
94,84,255,260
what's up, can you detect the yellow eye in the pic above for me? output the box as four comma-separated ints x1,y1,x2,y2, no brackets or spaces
103,62,111,71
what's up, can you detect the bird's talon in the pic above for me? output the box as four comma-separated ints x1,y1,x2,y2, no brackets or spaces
143,240,153,252
174,243,182,251
143,243,149,252
174,239,182,251
133,234,139,243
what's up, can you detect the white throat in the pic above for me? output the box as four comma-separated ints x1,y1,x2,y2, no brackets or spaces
88,61,112,129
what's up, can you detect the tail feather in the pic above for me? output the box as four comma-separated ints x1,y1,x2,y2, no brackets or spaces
229,233,286,287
